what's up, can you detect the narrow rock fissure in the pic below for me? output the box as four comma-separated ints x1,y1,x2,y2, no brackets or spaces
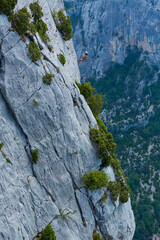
74,191,86,226
19,84,42,107
62,161,86,225
0,38,21,60
0,30,11,42
87,192,105,239
19,61,32,75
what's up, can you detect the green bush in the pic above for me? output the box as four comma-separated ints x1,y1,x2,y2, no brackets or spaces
27,41,41,62
108,181,121,202
32,149,38,164
33,98,39,106
111,157,131,203
52,10,73,41
90,128,116,167
59,209,77,220
119,182,131,203
75,81,93,99
96,117,108,135
0,142,4,150
30,1,50,42
29,0,43,23
40,224,56,240
0,0,17,16
76,81,103,117
92,231,104,240
82,170,109,191
11,8,31,35
36,19,50,42
57,53,66,65
87,94,103,118
43,73,54,85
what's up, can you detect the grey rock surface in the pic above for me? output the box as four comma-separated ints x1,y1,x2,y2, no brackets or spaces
0,0,135,239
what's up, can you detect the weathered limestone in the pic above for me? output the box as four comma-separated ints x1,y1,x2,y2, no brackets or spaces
0,1,135,239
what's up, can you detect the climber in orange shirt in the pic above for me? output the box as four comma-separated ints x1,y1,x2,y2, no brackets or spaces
77,51,88,62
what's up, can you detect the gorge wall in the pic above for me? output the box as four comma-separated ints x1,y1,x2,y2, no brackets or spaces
65,0,160,239
0,0,135,239
66,0,160,78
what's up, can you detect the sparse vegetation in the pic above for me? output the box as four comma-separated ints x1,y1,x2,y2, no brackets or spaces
0,142,4,150
57,53,66,65
33,98,39,106
56,67,60,73
92,231,104,240
43,73,54,85
82,170,109,191
48,44,53,52
40,224,56,240
52,10,73,41
59,209,77,220
97,191,108,206
32,149,38,164
27,41,41,62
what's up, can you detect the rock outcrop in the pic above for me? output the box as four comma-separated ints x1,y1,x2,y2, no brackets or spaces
0,0,135,239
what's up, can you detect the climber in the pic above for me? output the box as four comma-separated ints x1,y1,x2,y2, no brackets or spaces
77,51,88,62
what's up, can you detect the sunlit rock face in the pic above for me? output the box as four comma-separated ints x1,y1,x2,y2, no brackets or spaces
0,1,135,239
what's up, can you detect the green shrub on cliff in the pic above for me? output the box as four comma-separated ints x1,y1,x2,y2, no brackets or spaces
52,10,73,41
75,81,93,99
32,149,38,164
75,81,103,117
0,142,4,150
11,7,31,35
108,181,121,202
90,127,116,167
43,73,54,85
92,231,104,240
57,53,66,65
0,0,17,16
40,224,56,240
30,1,50,42
82,170,109,191
27,41,41,62
29,1,43,23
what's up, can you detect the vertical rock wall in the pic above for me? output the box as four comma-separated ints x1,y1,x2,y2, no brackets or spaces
0,1,135,239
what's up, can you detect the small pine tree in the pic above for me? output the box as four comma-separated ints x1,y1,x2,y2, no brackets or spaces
40,224,56,240
52,10,73,41
29,0,43,23
0,142,4,150
32,149,38,164
57,53,66,65
43,73,54,85
82,170,109,191
12,8,31,35
27,41,41,62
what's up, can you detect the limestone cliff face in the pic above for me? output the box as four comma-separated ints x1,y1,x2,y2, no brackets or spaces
66,0,160,78
0,0,135,239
